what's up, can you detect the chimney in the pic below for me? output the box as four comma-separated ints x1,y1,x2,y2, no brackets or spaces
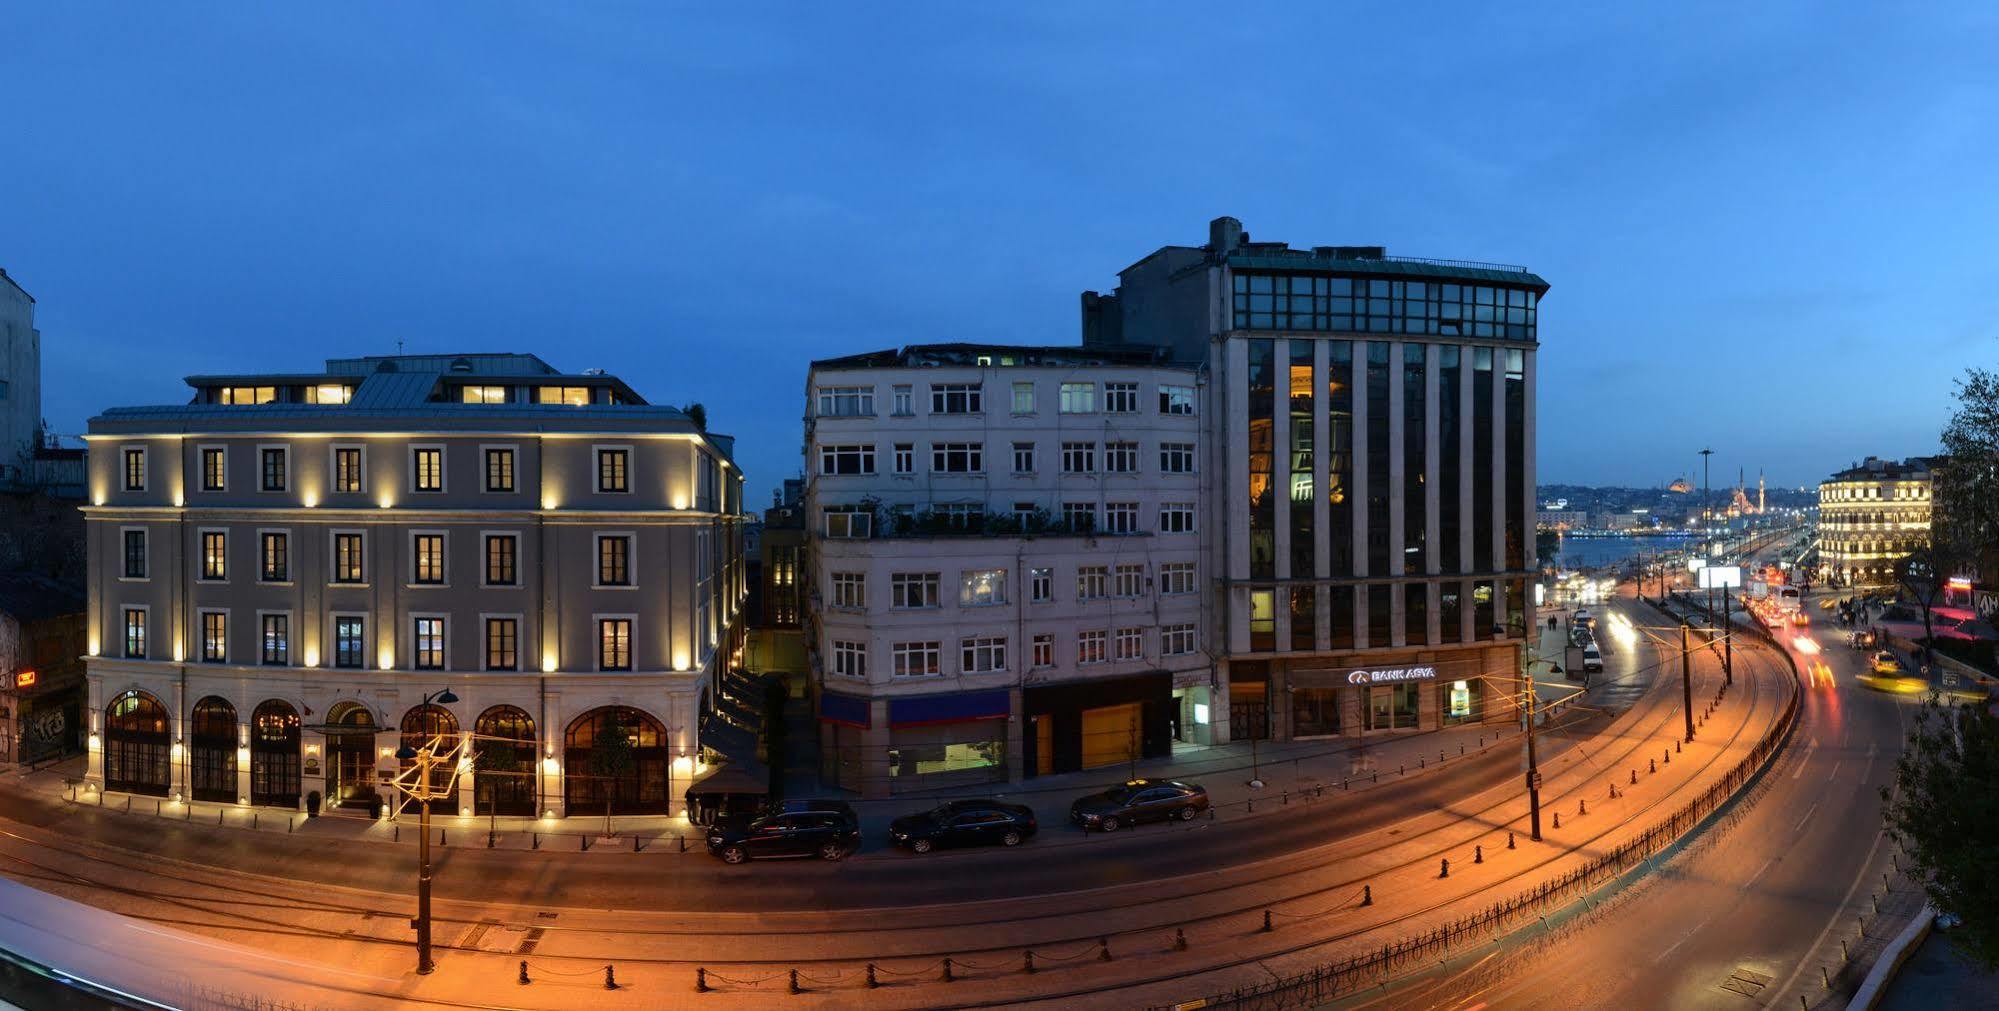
1208,216,1243,252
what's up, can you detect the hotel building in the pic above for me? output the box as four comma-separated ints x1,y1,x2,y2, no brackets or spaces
805,345,1208,796
82,353,747,819
1083,217,1542,744
1817,456,1936,587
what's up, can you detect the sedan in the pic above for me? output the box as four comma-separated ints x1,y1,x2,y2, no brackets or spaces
1070,779,1209,833
889,799,1037,853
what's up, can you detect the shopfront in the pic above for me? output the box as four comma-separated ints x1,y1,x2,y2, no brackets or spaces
1023,673,1171,777
1284,657,1502,739
886,690,1009,792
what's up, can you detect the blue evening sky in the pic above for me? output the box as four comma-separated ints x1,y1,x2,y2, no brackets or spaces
3,3,1992,498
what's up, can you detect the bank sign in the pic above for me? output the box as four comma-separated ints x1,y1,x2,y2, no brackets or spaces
1345,665,1439,685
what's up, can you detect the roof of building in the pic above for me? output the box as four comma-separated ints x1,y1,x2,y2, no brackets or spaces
0,267,32,304
810,342,1184,371
1115,217,1550,293
1825,456,1942,482
0,573,84,623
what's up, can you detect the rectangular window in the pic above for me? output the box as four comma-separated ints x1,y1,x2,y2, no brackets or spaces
891,573,940,609
930,443,983,473
414,617,445,670
1291,340,1315,582
1406,582,1430,646
1292,586,1317,651
891,384,913,415
1114,627,1144,661
1163,623,1198,656
1061,442,1095,474
1113,563,1145,597
1077,630,1107,665
1160,562,1197,595
334,616,366,669
1366,342,1391,574
259,447,288,491
413,447,444,492
123,448,146,491
1032,634,1054,668
1011,442,1036,473
1368,684,1421,731
123,608,147,659
485,617,518,671
832,640,867,678
1059,382,1095,413
893,444,913,474
201,447,225,491
1159,384,1196,415
412,534,446,585
485,534,518,585
122,529,147,579
1159,443,1196,474
460,385,508,404
309,383,351,404
598,618,632,671
484,448,515,493
201,531,226,580
218,386,277,405
1250,588,1276,652
536,386,590,406
1104,502,1140,534
333,532,365,583
960,568,1007,606
1104,382,1139,413
1077,566,1108,600
960,636,1006,674
892,641,942,677
334,446,365,493
260,532,289,582
819,444,875,476
261,614,289,665
597,535,632,586
816,385,874,417
1104,442,1138,473
597,448,630,493
831,572,866,608
201,611,227,663
929,383,982,414
1006,381,1034,415
1160,503,1197,533
823,506,873,539
1062,502,1096,532
1030,567,1052,603
1248,338,1276,580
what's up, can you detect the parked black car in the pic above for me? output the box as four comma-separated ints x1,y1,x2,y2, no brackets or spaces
1069,779,1209,832
889,799,1037,853
706,799,860,864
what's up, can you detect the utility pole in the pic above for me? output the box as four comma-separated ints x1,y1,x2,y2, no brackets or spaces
414,749,435,975
1699,448,1714,555
1522,652,1542,841
1680,621,1696,744
1722,585,1734,687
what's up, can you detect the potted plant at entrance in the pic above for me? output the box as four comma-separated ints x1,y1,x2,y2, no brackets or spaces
305,790,321,818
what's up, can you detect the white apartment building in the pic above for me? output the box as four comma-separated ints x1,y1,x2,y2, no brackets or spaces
805,345,1209,797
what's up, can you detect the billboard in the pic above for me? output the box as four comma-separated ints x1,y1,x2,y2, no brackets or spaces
1698,565,1743,589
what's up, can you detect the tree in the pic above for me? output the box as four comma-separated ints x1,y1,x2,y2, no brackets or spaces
1895,547,1950,674
1935,368,1999,583
680,402,708,431
1883,696,1999,970
475,744,524,841
589,720,637,838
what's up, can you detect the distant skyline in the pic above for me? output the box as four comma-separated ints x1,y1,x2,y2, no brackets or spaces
1,3,1987,497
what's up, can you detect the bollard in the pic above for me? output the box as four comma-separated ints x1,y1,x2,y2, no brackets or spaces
1821,966,1830,988
1475,845,1484,864
1263,910,1273,932
489,831,496,849
1872,895,1880,914
1553,812,1562,829
582,835,588,852
1460,744,1465,755
395,825,400,843
634,835,640,853
1650,758,1657,774
1842,939,1850,962
789,968,801,995
1023,951,1037,974
1664,749,1671,765
1579,799,1587,816
1439,858,1450,879
288,816,295,833
1374,772,1379,784
1099,936,1113,962
1630,768,1638,785
696,967,709,993
518,960,530,986
679,834,688,852
1399,764,1405,776
253,812,259,830
1440,750,1446,763
604,965,618,990
1282,791,1288,806
219,810,224,825
1420,757,1425,769
1611,785,1620,800
1508,831,1516,850
1361,884,1373,906
1174,928,1188,951
943,957,956,982
1247,797,1254,813
533,833,540,850
441,830,447,847
1676,740,1682,754
867,963,878,989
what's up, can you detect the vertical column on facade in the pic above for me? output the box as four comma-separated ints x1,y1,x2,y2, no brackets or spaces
1521,350,1539,636
1457,348,1475,643
1350,344,1370,649
1425,344,1442,645
667,691,697,818
1271,341,1292,652
171,679,187,801
1224,338,1251,655
1386,340,1406,649
1312,339,1332,651
541,690,563,818
85,676,103,787
235,717,251,805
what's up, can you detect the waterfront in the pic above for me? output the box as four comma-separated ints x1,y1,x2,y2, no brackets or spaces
1552,531,1697,570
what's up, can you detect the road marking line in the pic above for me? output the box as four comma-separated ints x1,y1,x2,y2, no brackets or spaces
1654,909,1720,963
1827,760,1842,782
1746,855,1777,887
1794,802,1820,833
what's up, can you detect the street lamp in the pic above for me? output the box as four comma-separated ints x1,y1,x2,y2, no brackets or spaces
394,687,459,976
1507,618,1543,842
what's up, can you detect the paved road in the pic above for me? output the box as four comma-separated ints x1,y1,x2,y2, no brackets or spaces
1405,585,1920,1011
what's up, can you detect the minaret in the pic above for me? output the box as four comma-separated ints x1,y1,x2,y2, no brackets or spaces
1757,470,1765,514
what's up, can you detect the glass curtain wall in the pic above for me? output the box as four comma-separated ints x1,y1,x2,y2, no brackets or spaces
1439,347,1462,573
1402,343,1427,574
1473,348,1495,573
1504,348,1527,572
1365,343,1391,575
1290,340,1315,651
1248,340,1277,581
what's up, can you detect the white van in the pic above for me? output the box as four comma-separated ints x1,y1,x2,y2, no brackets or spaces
1582,642,1604,673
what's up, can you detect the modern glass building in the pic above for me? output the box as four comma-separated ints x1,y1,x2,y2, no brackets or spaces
1082,217,1545,743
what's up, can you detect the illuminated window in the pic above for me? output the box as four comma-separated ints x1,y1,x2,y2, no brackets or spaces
332,532,365,583
412,447,444,492
123,448,146,491
460,385,508,404
412,534,446,584
200,447,226,491
485,534,517,586
123,608,148,658
333,446,365,493
413,618,446,670
485,618,518,671
1031,634,1053,668
596,535,632,586
200,611,227,662
484,448,514,492
536,386,590,406
307,384,351,404
260,532,289,582
1077,630,1107,665
597,448,630,492
960,569,1007,607
219,386,277,405
892,641,942,677
334,616,366,668
598,619,632,671
201,531,227,580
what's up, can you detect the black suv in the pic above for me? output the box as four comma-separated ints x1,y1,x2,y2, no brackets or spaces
1070,779,1209,832
889,799,1037,853
706,799,861,864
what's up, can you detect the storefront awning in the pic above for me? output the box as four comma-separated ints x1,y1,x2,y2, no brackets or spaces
685,764,770,797
888,690,1010,729
818,692,871,728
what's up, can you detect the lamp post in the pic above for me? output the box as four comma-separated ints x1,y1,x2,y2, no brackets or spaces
395,687,459,976
1510,618,1542,842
